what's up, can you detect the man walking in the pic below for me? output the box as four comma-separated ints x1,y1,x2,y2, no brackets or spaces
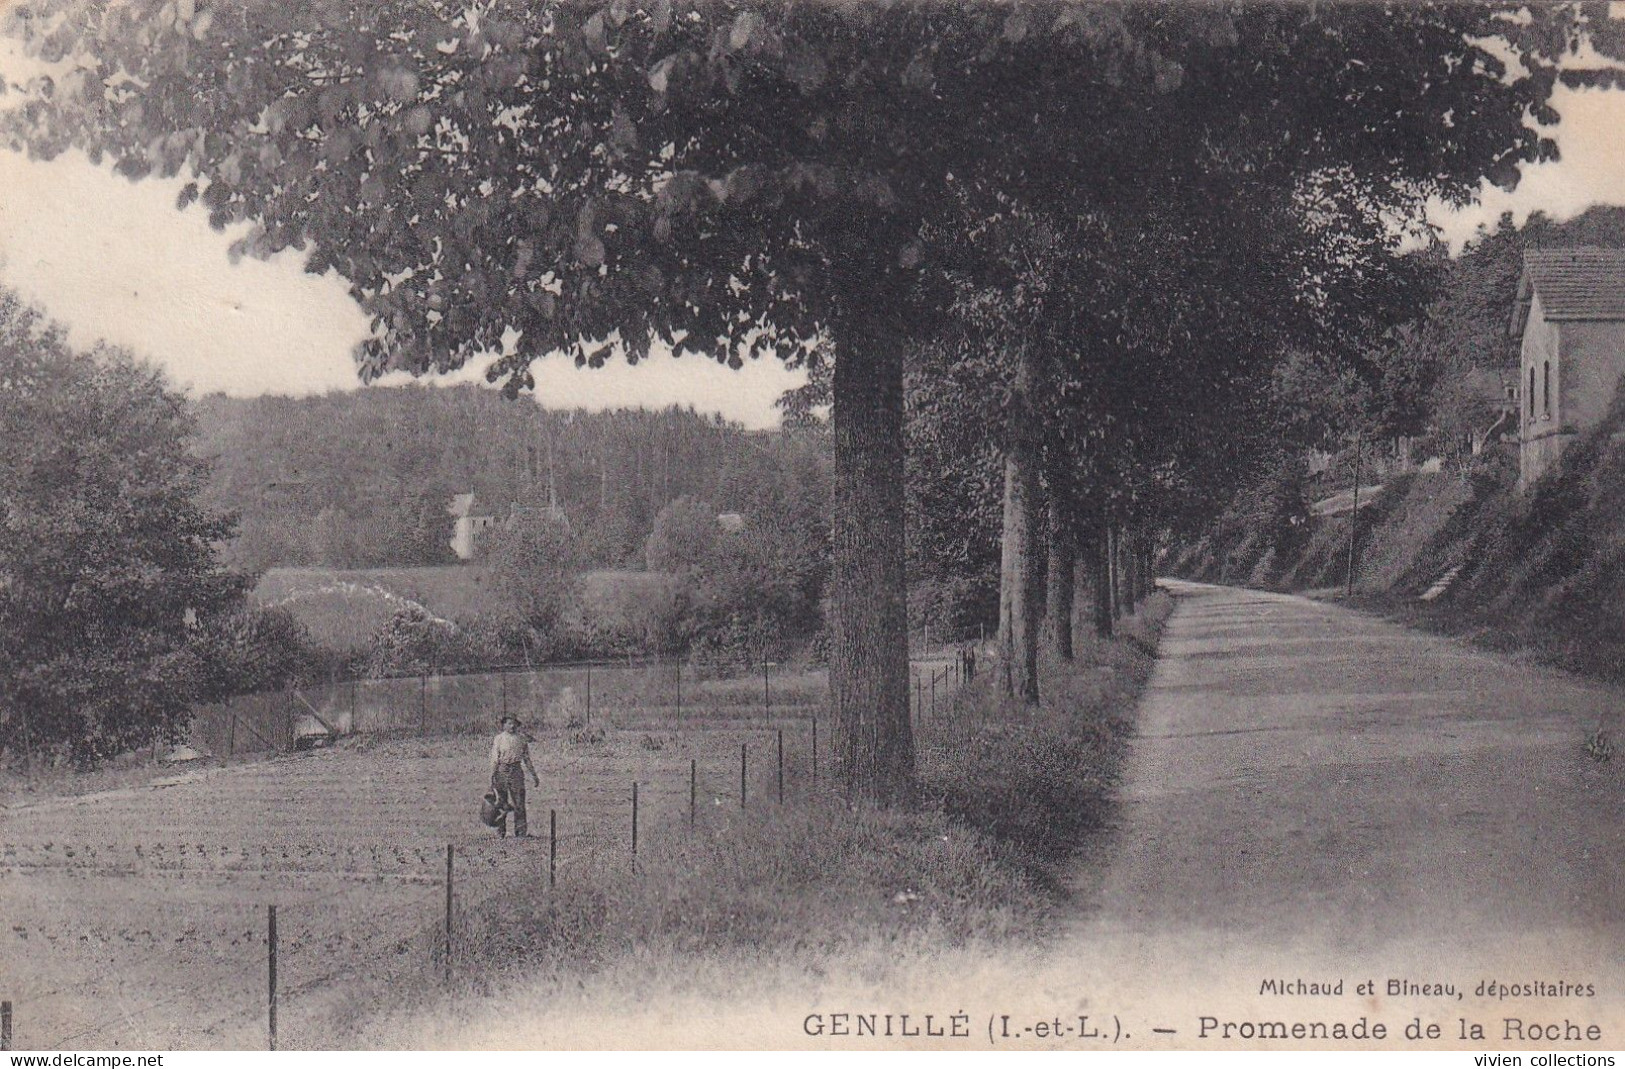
490,715,539,838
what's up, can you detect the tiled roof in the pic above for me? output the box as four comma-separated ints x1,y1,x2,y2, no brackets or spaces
1461,365,1517,404
1520,247,1625,321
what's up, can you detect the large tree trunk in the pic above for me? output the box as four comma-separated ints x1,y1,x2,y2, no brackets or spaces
997,345,1044,706
1122,528,1139,615
997,506,1014,651
998,454,1044,704
1092,523,1114,638
830,306,914,804
1108,524,1122,621
1046,498,1074,661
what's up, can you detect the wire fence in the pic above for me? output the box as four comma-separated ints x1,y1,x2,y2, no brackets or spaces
0,657,968,1051
191,657,812,758
188,649,972,759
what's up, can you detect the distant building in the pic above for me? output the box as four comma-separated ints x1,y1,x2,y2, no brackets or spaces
1510,247,1625,489
1459,366,1520,456
447,493,496,560
448,491,574,561
716,511,745,533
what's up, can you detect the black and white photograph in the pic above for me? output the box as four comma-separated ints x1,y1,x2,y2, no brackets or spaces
0,0,1623,1054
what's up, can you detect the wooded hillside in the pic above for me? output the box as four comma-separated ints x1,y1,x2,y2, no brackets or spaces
190,386,831,574
1172,207,1625,686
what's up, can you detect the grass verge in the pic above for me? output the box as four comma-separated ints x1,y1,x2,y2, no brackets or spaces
309,592,1174,1048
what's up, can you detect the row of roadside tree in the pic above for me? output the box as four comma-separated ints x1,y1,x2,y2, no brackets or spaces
6,2,1623,796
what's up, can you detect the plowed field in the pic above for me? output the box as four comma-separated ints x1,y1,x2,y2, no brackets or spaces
0,724,815,1050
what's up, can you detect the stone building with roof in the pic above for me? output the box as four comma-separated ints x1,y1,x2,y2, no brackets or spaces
447,493,496,560
1510,247,1625,489
448,492,572,561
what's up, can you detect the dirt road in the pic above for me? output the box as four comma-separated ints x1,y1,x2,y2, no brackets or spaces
1080,580,1623,951
1045,579,1625,1041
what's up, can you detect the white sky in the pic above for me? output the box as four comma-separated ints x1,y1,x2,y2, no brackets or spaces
1,37,1624,426
0,144,807,427
0,22,808,429
1428,83,1625,251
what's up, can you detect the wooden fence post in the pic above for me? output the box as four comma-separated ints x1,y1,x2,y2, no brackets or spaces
443,844,453,982
631,782,639,856
267,905,277,1051
549,810,557,888
689,759,697,829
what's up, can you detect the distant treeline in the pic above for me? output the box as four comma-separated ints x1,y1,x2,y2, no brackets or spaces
191,386,831,573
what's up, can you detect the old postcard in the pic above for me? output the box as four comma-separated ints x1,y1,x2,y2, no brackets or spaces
1,1,1622,1055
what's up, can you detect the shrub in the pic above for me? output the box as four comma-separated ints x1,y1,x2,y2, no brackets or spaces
186,606,330,701
363,606,502,677
907,574,997,642
644,498,824,662
484,516,581,637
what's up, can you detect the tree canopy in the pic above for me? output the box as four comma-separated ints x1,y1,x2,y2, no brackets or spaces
2,2,1579,375
4,0,1603,794
0,292,244,764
